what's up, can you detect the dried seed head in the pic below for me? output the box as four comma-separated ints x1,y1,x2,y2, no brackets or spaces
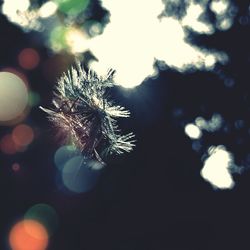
40,61,135,165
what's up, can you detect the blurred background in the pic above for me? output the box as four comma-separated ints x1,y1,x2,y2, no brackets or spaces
0,0,250,249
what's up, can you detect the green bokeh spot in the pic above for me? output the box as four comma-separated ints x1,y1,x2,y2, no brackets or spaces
49,26,68,51
53,0,90,15
28,91,40,107
24,204,59,236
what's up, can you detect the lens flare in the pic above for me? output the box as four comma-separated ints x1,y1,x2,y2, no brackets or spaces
25,204,59,236
62,155,101,193
18,48,40,70
54,144,80,171
0,72,28,123
12,124,34,147
184,123,202,139
0,134,17,154
65,28,89,53
49,26,68,52
12,163,21,172
28,91,40,107
9,219,49,250
53,0,89,15
85,20,103,37
39,1,58,18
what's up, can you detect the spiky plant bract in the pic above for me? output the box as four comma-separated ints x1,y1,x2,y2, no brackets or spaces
40,61,135,166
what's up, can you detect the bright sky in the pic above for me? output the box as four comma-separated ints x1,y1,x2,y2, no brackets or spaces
89,0,232,87
1,0,235,88
201,146,235,189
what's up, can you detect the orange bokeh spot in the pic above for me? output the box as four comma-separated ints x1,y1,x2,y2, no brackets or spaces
0,135,16,154
18,48,40,70
12,124,34,147
9,219,49,250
